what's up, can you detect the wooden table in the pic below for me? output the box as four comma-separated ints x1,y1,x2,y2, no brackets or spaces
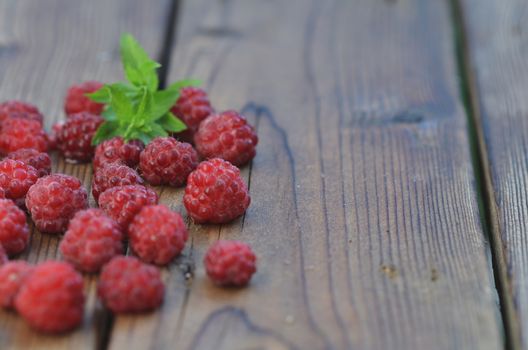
0,0,527,349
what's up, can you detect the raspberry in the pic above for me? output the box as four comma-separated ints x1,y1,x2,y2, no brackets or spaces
92,163,144,202
98,185,158,231
93,137,144,172
139,137,198,187
0,101,43,126
7,149,52,178
48,123,63,151
171,87,214,143
0,244,7,265
184,158,250,224
0,187,4,199
129,205,188,265
0,261,33,309
57,112,104,163
0,159,39,206
194,111,258,166
0,118,48,155
59,209,123,273
98,256,164,313
15,261,84,333
64,81,105,115
204,240,256,287
26,174,88,234
0,199,29,256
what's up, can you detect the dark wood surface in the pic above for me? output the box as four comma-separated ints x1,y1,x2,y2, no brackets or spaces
1,0,526,349
460,0,528,348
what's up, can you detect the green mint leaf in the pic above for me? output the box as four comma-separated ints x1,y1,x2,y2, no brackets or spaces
147,123,169,138
134,87,152,118
86,85,111,103
101,107,118,121
158,112,187,133
108,84,134,122
92,121,120,145
120,33,160,91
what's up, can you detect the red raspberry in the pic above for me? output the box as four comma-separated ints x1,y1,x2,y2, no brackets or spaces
0,199,29,256
98,185,158,231
92,163,144,202
171,87,214,143
0,101,43,126
64,81,105,115
57,112,104,163
0,244,7,265
7,148,52,178
98,256,164,313
0,159,39,206
204,240,256,287
59,209,123,273
194,111,258,166
184,158,250,224
139,137,198,187
15,261,84,333
26,174,88,234
0,261,33,309
93,137,144,172
129,205,188,265
0,159,38,207
0,118,48,155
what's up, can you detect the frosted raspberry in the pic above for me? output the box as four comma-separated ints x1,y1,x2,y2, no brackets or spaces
64,81,105,115
15,261,84,333
0,199,29,256
93,137,144,172
57,112,104,162
98,256,164,313
0,101,43,126
0,159,39,206
7,148,52,178
139,137,198,187
171,87,214,143
0,118,48,155
59,209,124,273
0,261,33,309
129,205,188,265
91,163,144,202
204,240,256,286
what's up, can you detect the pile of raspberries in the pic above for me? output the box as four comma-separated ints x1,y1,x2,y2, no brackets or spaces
0,83,258,333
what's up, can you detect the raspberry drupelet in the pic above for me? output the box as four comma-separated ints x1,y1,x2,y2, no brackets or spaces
204,240,257,287
91,163,144,202
7,148,52,178
0,118,48,155
0,261,33,309
194,110,258,166
0,100,43,126
93,137,144,172
15,261,84,333
184,158,251,224
98,256,164,313
59,209,124,273
0,199,29,256
98,185,158,232
64,81,105,115
139,137,198,187
57,112,104,163
0,159,39,207
128,205,188,265
170,87,214,143
26,174,89,234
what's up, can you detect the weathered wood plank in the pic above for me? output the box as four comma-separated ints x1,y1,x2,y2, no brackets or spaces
0,1,171,349
109,0,503,349
459,0,528,348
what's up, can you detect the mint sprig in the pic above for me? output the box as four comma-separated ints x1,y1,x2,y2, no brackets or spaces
88,33,200,145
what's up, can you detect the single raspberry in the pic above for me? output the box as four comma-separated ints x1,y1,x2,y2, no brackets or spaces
0,101,43,126
0,199,29,255
0,261,33,309
204,240,256,287
139,137,198,187
93,137,144,172
91,163,144,202
15,261,84,333
0,244,7,265
0,159,39,207
194,111,258,166
129,205,188,265
64,81,105,115
59,209,123,273
171,87,214,143
98,256,164,313
7,149,52,178
26,174,88,234
98,185,158,231
184,158,250,224
57,112,104,163
0,118,48,155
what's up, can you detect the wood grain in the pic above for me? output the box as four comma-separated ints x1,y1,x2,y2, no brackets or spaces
459,0,528,348
109,0,503,349
0,0,171,349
